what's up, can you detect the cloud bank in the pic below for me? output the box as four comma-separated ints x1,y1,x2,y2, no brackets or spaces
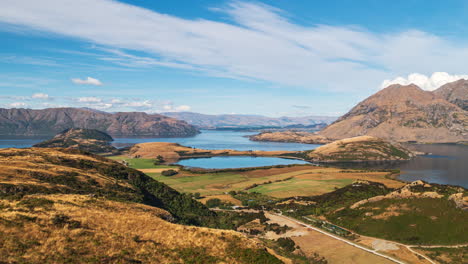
1,0,468,91
71,77,103,86
381,72,468,91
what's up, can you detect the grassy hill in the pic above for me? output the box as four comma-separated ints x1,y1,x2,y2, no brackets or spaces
305,136,414,162
33,128,118,154
0,147,282,263
0,194,279,264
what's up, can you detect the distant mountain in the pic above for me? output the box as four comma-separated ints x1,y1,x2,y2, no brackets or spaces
162,112,337,129
33,128,118,154
434,79,468,111
252,83,467,144
0,108,199,137
319,84,467,143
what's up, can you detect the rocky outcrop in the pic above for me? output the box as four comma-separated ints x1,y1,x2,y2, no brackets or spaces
33,128,118,154
0,108,200,137
350,180,465,209
433,79,468,111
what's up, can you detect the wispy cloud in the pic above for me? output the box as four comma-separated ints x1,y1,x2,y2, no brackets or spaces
292,105,311,110
71,77,103,86
1,0,468,91
7,102,27,108
31,93,51,100
0,55,60,66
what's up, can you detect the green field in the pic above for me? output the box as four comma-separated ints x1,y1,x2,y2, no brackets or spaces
248,178,354,198
107,156,401,199
147,172,295,196
107,156,173,169
328,198,468,245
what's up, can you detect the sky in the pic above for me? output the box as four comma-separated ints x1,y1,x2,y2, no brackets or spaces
1,0,468,117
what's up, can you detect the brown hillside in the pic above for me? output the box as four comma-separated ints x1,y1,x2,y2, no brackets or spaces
433,79,468,111
33,128,118,154
127,142,295,162
0,148,282,263
0,108,199,137
0,194,274,264
249,131,332,144
306,136,414,162
319,84,467,143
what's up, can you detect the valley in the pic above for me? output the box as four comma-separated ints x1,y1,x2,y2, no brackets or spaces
2,1,468,263
108,151,467,263
1,128,466,263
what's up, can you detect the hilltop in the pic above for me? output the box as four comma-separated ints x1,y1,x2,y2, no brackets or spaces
305,136,414,162
0,108,199,137
33,128,117,154
434,79,468,111
0,147,281,263
250,131,332,144
125,142,294,163
319,84,467,143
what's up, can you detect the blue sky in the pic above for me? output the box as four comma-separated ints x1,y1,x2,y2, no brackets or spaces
1,0,468,117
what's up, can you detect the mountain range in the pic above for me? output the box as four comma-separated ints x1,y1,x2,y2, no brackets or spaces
162,112,337,129
0,107,199,137
253,79,468,143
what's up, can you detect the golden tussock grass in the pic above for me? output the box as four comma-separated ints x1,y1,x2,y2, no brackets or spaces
0,194,267,264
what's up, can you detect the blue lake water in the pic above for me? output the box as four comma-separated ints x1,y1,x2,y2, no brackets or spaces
176,156,309,169
0,137,47,149
0,130,318,151
112,130,319,151
397,144,468,188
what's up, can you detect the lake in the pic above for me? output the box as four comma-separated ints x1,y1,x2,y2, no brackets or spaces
112,130,319,151
176,156,310,169
0,131,466,188
0,136,46,149
398,144,468,188
0,130,317,151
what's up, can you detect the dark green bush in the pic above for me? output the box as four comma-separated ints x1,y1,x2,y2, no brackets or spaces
161,169,178,176
206,198,222,208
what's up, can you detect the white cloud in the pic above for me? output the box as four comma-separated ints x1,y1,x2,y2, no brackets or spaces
122,100,154,111
2,0,468,92
175,105,191,111
31,93,50,99
77,97,102,103
381,72,468,91
71,77,103,86
8,102,27,108
161,103,191,112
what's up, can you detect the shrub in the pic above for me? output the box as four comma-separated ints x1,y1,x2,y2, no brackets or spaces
154,155,165,165
51,214,82,229
161,169,178,176
277,237,296,252
206,198,222,208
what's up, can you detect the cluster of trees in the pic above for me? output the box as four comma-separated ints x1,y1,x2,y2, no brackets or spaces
161,169,178,176
153,155,165,165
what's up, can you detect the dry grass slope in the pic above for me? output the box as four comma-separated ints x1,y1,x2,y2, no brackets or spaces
0,148,282,263
0,194,278,264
